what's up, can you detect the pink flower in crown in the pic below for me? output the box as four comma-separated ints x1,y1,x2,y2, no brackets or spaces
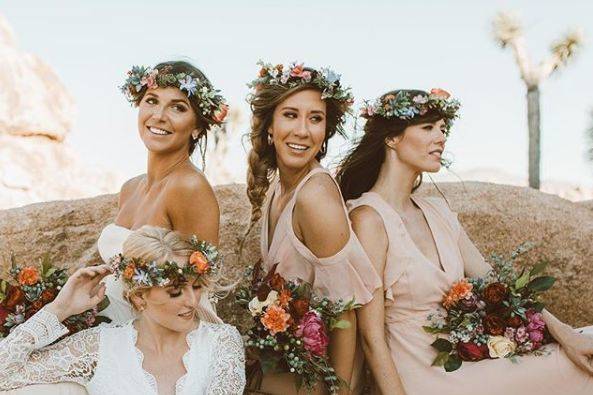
141,69,159,90
212,104,229,124
301,70,312,82
295,311,329,357
361,105,375,117
290,63,305,78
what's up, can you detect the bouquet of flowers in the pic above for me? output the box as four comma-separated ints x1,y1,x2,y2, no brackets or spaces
424,244,555,372
235,262,355,394
0,254,111,339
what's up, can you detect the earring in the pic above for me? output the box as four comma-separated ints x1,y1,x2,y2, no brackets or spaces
267,134,273,145
319,141,327,155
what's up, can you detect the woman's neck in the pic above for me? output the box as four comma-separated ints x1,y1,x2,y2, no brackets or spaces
134,315,197,354
370,151,419,213
146,150,190,186
277,160,319,196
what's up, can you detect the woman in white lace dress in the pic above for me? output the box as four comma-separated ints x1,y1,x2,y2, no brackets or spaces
0,226,245,395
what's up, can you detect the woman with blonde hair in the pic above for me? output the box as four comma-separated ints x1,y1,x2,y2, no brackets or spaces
0,226,245,394
244,61,381,394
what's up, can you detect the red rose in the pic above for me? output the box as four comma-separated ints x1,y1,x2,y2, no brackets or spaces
483,314,506,336
269,273,285,292
482,282,508,306
4,285,25,310
457,341,489,361
506,315,523,328
292,299,310,318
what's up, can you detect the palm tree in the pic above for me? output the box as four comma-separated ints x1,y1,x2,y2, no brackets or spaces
493,12,583,189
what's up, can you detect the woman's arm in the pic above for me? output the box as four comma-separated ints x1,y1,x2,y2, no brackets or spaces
166,171,220,245
459,227,593,375
207,325,246,394
294,174,353,394
0,308,99,390
351,206,406,395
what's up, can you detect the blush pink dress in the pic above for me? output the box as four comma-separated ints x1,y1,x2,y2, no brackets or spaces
261,167,381,393
347,191,593,395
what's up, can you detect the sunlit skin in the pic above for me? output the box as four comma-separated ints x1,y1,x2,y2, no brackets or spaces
352,119,593,394
261,89,356,395
114,86,219,244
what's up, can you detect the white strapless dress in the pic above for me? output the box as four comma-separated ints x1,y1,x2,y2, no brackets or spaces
1,224,223,395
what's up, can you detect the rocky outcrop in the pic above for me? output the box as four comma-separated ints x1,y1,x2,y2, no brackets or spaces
1,182,592,328
0,14,119,210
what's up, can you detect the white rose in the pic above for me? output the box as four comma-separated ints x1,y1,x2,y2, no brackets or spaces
248,290,279,316
487,335,517,358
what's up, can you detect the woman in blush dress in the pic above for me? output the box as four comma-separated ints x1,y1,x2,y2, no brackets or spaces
0,226,245,395
243,61,381,394
337,89,593,395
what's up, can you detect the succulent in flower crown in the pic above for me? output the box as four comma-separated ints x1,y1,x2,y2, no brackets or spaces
248,60,354,109
120,65,229,125
360,89,461,135
110,236,220,290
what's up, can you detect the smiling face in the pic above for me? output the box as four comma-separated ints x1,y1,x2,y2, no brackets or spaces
135,278,203,332
388,119,447,173
268,89,327,172
137,87,201,156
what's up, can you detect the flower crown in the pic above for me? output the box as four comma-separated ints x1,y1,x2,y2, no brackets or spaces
248,60,354,107
109,236,220,290
120,65,229,125
360,89,461,134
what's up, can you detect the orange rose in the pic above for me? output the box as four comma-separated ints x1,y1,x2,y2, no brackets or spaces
443,278,473,309
290,63,304,77
123,264,136,280
430,88,451,99
18,266,40,286
383,94,396,101
275,64,283,73
258,67,268,77
189,251,210,274
260,304,291,335
212,104,229,124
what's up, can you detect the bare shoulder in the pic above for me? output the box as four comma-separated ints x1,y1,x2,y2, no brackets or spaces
349,205,385,232
296,172,344,214
118,174,144,207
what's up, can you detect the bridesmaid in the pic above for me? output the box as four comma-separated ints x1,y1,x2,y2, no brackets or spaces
244,61,381,394
100,60,229,324
337,89,593,394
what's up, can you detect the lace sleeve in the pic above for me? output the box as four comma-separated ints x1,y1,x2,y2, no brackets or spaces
0,308,100,390
206,324,246,395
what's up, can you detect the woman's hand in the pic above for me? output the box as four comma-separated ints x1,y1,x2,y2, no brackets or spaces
559,329,593,375
45,265,112,322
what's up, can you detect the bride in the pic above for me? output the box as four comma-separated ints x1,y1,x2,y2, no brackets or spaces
0,225,245,394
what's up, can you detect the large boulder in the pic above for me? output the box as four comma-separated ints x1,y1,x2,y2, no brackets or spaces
0,182,592,328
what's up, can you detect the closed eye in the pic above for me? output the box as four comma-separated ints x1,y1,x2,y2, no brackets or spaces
422,125,433,131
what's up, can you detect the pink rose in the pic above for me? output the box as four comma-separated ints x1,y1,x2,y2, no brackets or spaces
526,310,545,331
529,329,544,343
295,311,329,357
300,71,312,82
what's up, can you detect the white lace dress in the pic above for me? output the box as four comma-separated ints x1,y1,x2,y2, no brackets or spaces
0,308,246,394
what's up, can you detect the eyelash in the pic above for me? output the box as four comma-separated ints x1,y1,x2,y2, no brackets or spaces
144,98,187,112
169,285,201,298
282,112,324,123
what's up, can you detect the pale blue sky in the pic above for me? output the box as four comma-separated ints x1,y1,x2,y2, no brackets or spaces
3,0,593,186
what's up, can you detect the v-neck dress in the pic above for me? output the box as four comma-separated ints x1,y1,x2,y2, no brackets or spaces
347,192,593,395
261,167,381,305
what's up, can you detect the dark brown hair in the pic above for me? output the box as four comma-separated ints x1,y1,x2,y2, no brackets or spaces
134,60,214,158
245,77,349,234
336,89,444,201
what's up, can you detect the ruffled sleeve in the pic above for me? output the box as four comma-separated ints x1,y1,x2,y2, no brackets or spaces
0,308,99,390
288,231,382,305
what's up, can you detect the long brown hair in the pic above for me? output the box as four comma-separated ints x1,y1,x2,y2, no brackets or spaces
245,77,349,235
336,89,444,201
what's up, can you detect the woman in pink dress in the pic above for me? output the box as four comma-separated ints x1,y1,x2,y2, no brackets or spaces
244,61,381,394
337,89,593,394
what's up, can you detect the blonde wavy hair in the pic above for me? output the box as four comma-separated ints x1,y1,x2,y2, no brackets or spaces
244,80,349,237
122,225,230,309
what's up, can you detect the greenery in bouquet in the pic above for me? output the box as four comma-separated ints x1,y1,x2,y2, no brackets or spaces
0,254,111,339
424,243,556,372
235,262,356,394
